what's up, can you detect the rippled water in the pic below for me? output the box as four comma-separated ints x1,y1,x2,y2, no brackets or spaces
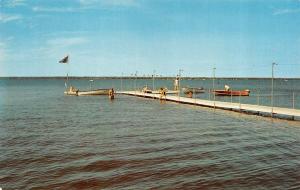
1,79,300,189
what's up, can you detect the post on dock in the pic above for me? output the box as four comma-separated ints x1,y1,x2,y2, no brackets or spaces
271,62,277,117
257,89,260,105
152,70,155,92
121,72,123,91
89,79,94,90
179,69,183,90
212,67,216,108
134,71,138,95
293,92,295,109
194,88,196,104
152,70,156,99
239,91,241,111
178,69,183,101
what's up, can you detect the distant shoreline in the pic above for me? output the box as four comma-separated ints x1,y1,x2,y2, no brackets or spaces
0,76,299,80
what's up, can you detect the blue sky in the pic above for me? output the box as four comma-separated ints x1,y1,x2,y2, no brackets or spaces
0,0,300,77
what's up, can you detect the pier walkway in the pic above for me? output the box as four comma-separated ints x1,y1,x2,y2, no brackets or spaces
118,91,300,121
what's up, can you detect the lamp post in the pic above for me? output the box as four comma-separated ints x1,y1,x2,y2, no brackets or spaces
89,79,94,90
152,70,156,91
179,69,183,93
134,71,138,92
213,67,216,108
121,72,123,91
271,62,277,116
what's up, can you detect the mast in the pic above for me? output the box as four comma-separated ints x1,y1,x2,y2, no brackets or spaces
59,55,69,89
66,73,68,89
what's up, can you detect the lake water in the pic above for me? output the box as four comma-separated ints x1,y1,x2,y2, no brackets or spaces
1,78,300,189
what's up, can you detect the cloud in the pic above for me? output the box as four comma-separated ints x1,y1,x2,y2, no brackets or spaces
273,8,300,15
47,37,88,47
0,13,22,23
32,0,138,13
0,0,26,7
79,0,138,7
32,6,78,12
8,0,26,7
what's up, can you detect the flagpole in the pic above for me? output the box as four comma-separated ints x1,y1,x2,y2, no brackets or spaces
60,55,69,89
66,73,69,89
66,56,69,89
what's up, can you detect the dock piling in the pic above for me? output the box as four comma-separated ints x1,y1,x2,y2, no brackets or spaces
271,62,277,118
293,92,295,109
239,91,241,111
257,90,260,105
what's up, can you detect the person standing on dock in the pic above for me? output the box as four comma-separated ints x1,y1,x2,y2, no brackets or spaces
174,77,179,91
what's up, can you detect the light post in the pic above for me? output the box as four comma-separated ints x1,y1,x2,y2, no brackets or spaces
121,72,123,91
213,67,216,108
271,62,277,116
179,69,183,93
89,79,94,90
152,70,155,91
134,71,138,92
131,73,134,90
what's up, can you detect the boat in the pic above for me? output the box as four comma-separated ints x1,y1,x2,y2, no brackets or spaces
182,87,205,94
141,86,179,94
151,89,179,94
213,89,250,96
64,86,110,96
64,86,78,95
77,89,110,96
60,55,111,96
142,86,152,93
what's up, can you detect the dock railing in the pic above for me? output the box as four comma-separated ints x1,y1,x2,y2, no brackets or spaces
116,78,299,110
206,89,298,110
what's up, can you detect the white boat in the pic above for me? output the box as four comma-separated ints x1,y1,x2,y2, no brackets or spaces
77,89,110,96
64,86,78,95
151,90,179,94
64,86,110,96
141,86,179,94
182,87,205,94
142,86,152,93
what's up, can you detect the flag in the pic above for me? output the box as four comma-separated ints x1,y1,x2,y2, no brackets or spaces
59,55,69,64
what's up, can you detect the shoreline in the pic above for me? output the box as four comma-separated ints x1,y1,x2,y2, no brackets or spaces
1,76,299,80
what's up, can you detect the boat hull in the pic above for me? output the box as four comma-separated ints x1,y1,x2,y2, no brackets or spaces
183,87,205,94
214,90,250,96
150,90,179,94
77,89,110,96
64,91,78,96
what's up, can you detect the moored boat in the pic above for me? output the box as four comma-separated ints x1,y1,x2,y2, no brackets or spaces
182,87,205,94
64,86,110,96
214,89,250,96
77,89,110,96
142,86,179,94
151,89,179,94
142,86,152,93
64,86,78,95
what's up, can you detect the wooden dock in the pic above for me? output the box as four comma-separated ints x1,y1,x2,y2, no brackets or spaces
118,91,300,121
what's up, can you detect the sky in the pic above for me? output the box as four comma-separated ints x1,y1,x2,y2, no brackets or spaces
0,0,300,77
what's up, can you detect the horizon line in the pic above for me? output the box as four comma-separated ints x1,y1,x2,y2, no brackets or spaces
1,76,299,79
